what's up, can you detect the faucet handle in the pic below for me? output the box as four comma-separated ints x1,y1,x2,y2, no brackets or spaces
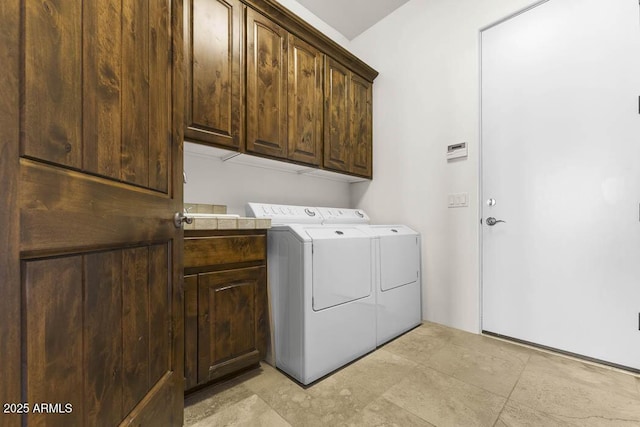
184,206,194,214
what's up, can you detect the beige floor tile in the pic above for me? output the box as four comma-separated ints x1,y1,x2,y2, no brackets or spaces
410,322,458,340
383,365,506,427
509,353,640,425
241,364,308,402
184,377,255,426
381,327,450,365
424,342,526,397
335,348,418,396
340,396,435,427
243,364,377,427
184,325,640,427
190,394,291,427
495,400,574,427
449,330,532,365
522,352,638,398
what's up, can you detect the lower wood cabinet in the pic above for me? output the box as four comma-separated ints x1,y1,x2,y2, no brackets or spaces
184,230,268,392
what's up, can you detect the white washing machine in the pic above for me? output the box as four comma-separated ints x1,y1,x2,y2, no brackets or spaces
246,203,376,385
362,225,422,346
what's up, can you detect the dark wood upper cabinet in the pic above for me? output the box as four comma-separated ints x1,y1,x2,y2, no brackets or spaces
324,57,351,173
323,58,373,178
246,8,288,158
350,74,373,177
185,0,243,149
184,0,377,177
287,34,323,166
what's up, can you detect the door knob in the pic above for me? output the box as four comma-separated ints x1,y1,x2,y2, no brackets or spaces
485,217,506,226
174,212,193,228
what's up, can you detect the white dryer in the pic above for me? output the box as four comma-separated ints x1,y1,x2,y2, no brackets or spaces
246,203,376,385
363,224,422,346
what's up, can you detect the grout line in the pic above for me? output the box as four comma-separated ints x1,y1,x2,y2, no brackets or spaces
492,351,530,426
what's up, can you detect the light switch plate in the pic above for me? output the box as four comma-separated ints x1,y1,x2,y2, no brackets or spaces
448,192,469,208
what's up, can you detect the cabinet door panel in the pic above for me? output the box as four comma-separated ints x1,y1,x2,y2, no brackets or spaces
198,266,266,383
186,0,242,149
23,244,173,426
323,58,350,172
184,275,199,390
350,74,372,178
121,0,151,187
288,35,323,166
23,0,172,192
24,0,83,169
246,9,288,158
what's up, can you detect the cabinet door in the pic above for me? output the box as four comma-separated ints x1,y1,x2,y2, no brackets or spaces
184,275,199,390
185,0,242,149
350,74,373,178
246,9,288,158
198,266,267,383
323,57,351,172
287,35,323,166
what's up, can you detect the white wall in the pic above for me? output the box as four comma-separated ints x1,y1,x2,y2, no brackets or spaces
349,0,539,332
184,145,351,215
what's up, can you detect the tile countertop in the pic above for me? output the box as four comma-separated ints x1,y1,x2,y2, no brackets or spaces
183,203,271,230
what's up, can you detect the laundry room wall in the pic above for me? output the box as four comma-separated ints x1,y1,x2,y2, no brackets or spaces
348,0,539,332
184,0,352,215
184,144,351,215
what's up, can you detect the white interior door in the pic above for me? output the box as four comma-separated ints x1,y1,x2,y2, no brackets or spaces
482,0,640,370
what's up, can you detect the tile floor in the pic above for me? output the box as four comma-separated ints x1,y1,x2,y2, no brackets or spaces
184,322,640,426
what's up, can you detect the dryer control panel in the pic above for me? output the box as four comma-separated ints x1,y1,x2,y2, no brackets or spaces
246,203,323,225
317,207,370,224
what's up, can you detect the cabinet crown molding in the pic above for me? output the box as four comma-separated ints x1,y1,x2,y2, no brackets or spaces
242,0,379,82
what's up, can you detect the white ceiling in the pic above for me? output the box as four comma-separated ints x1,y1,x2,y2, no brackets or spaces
294,0,410,40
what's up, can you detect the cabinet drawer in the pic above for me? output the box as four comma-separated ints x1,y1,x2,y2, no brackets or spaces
184,235,266,268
